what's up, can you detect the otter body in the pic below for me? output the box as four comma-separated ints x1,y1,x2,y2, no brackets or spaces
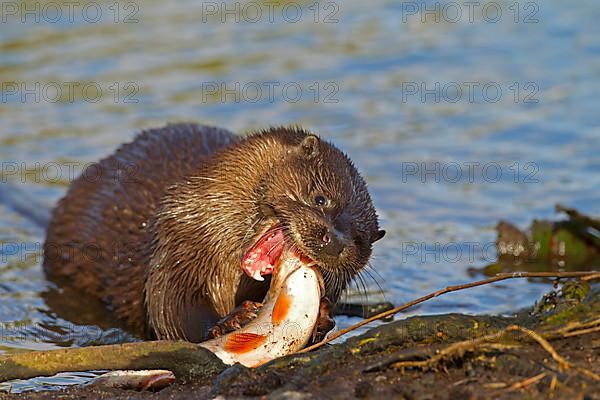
44,123,383,342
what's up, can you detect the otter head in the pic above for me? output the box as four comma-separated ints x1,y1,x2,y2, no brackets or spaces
241,129,385,302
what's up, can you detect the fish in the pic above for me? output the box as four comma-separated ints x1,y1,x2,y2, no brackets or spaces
88,369,176,391
34,252,321,392
199,250,322,367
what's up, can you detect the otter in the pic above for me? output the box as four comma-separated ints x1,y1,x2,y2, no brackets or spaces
43,123,384,342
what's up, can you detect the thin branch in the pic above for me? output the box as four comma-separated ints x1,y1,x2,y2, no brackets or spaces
387,324,600,383
300,271,599,353
504,372,548,392
390,329,506,370
505,325,600,382
582,272,600,281
562,325,600,338
543,317,600,339
505,326,570,370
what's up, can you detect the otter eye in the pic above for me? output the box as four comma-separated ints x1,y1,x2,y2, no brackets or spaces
314,195,327,207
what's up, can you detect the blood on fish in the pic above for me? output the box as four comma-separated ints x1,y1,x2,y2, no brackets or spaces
271,290,292,325
224,332,268,354
198,254,321,367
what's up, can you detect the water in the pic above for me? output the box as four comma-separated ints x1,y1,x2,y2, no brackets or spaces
1,0,599,389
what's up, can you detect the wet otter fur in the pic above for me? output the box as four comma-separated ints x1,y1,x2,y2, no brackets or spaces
43,123,384,342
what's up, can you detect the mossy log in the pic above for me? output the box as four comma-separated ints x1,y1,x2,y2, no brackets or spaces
0,341,226,383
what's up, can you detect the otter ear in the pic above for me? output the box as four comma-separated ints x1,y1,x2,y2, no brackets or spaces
299,135,320,158
373,230,386,243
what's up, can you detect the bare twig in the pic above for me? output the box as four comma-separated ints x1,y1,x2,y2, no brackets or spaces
510,324,600,382
504,372,548,392
300,271,599,353
544,317,600,339
582,272,600,282
505,326,570,370
562,326,600,338
389,324,600,383
484,382,508,389
390,330,506,370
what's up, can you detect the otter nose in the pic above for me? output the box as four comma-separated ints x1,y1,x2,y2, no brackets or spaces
321,228,344,257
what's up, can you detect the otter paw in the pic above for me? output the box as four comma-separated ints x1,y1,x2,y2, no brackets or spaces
311,297,336,343
208,300,263,338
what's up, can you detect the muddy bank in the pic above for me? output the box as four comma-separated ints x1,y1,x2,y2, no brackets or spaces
1,281,598,400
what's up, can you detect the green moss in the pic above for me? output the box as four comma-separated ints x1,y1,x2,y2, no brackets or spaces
543,303,592,326
560,280,591,302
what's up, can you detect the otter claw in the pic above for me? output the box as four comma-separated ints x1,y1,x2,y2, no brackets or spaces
208,300,263,339
311,297,336,343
